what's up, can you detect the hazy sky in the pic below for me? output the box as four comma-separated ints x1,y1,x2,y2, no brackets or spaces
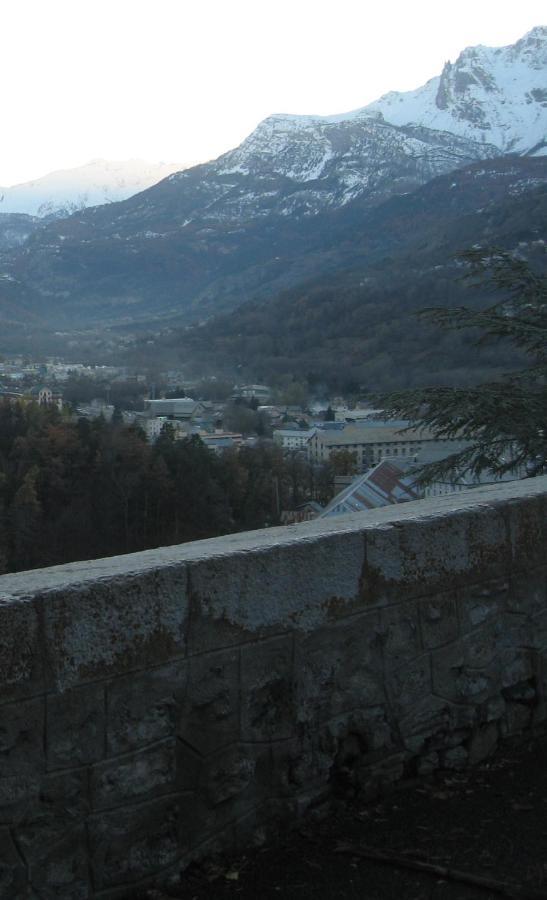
1,0,544,185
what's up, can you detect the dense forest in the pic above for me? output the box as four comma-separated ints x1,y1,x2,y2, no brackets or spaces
0,401,327,574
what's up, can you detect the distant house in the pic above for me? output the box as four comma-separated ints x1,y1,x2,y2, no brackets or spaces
200,432,244,454
308,424,469,472
280,501,323,525
234,384,272,402
29,385,63,411
143,398,207,420
273,429,315,451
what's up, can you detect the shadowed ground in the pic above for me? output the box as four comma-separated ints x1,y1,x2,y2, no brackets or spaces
141,728,547,900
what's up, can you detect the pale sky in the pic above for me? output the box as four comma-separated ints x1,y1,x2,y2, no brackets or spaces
1,0,545,185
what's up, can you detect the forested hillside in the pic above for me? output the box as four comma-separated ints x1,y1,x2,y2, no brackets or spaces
133,163,546,391
0,402,321,573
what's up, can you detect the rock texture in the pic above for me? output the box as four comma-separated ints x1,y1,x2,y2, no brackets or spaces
0,476,546,897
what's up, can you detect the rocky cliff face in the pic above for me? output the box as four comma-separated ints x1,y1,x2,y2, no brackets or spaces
365,26,547,155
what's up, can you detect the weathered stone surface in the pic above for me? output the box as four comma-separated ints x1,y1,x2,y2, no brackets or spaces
380,602,421,666
387,655,432,711
0,475,545,897
179,649,239,755
443,745,468,769
0,828,27,897
107,660,187,755
420,591,460,650
47,683,105,768
91,740,177,810
295,613,383,725
431,633,502,705
0,600,44,705
398,697,450,754
468,722,498,765
506,494,547,570
14,768,88,865
503,701,533,735
363,504,509,601
90,794,189,889
507,567,547,616
27,827,88,900
187,530,366,653
199,743,270,811
43,568,188,690
0,698,45,820
459,580,509,630
241,636,294,741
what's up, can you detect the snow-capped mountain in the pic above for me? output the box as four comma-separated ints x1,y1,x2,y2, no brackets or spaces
0,159,188,218
1,27,545,333
364,26,547,156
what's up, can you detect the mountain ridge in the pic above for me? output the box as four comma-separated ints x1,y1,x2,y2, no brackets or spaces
0,27,545,339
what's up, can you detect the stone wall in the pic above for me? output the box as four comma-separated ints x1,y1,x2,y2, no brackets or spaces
0,476,546,898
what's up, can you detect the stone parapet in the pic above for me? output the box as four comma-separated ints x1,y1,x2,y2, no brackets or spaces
0,476,546,897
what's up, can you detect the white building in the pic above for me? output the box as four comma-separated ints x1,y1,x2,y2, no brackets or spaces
273,429,315,451
308,424,469,472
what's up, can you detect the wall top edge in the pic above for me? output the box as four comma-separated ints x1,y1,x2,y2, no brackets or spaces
1,475,546,602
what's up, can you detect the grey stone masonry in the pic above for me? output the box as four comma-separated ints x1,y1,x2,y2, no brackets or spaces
0,476,546,897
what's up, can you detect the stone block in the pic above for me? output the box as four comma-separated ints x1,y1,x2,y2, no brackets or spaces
187,531,365,654
241,636,294,741
14,768,88,863
0,828,27,897
500,650,534,690
420,591,460,650
462,621,504,669
233,798,297,851
295,612,383,726
482,694,506,723
503,701,532,735
398,696,450,753
199,743,269,809
363,506,509,602
432,632,501,705
90,794,190,889
47,683,105,769
43,568,188,690
27,827,88,900
506,494,547,571
90,740,177,810
380,602,421,667
442,745,468,770
387,654,432,712
507,568,547,616
0,599,45,704
270,734,334,798
530,609,547,652
0,698,45,819
179,648,239,755
459,580,509,631
468,723,499,765
107,660,187,755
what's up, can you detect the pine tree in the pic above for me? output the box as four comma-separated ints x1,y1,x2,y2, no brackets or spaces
381,249,547,483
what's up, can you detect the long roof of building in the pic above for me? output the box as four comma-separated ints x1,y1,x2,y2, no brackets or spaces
320,460,421,517
311,424,438,446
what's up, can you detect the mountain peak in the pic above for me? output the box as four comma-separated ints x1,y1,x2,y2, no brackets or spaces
364,27,546,156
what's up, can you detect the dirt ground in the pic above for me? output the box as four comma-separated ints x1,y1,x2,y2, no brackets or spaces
142,729,547,900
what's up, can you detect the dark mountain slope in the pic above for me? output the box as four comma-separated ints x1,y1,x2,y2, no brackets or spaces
151,161,547,391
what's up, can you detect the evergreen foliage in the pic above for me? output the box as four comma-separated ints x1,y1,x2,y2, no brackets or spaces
381,249,547,483
0,403,324,574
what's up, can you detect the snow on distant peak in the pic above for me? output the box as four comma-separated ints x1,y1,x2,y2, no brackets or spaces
0,159,190,217
364,26,547,155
